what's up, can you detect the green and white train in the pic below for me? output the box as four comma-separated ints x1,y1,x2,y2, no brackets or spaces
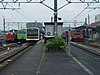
17,29,26,42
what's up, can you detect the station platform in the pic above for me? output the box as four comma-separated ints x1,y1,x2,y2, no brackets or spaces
39,52,89,75
0,40,90,75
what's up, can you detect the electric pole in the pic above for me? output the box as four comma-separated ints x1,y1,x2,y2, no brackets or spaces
3,17,5,32
54,0,58,36
88,14,90,25
74,20,77,27
3,17,5,39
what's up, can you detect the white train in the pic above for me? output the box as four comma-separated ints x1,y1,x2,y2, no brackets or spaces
26,27,40,44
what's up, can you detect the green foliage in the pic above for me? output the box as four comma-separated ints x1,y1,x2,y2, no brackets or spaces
44,37,66,52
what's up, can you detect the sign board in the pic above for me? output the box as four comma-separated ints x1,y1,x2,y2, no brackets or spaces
44,22,63,37
45,25,54,37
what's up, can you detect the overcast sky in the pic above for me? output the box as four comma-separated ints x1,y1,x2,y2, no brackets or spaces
0,0,100,30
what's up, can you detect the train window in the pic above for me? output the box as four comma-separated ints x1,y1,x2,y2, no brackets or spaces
27,29,38,36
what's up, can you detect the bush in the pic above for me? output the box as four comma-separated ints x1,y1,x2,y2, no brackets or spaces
44,37,66,52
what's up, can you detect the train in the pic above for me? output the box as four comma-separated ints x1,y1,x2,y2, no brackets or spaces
17,29,26,42
61,30,84,42
5,29,17,42
71,30,84,41
26,27,41,43
5,27,41,43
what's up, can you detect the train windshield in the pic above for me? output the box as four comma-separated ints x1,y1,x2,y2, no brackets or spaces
27,29,38,36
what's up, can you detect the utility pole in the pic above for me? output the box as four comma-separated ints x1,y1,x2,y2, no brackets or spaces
88,14,90,25
18,23,19,29
84,18,87,25
3,17,5,33
54,0,58,36
3,17,5,39
74,20,77,27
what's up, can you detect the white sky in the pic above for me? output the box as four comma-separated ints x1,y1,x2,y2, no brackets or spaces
0,0,100,30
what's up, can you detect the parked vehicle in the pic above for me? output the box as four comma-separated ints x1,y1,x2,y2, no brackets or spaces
17,29,26,42
61,30,84,42
5,29,26,42
71,30,84,41
5,27,41,44
5,29,17,42
26,27,40,44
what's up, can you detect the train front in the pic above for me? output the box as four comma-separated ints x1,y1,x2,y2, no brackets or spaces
26,27,40,44
5,32,14,42
5,29,17,42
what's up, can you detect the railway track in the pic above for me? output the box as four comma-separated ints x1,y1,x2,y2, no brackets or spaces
72,42,100,49
0,43,30,69
0,43,18,51
71,42,100,56
81,42,100,49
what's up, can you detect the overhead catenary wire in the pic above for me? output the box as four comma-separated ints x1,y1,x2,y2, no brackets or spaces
6,3,31,21
80,9,94,17
69,0,94,22
84,2,100,13
72,3,100,21
14,8,31,21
